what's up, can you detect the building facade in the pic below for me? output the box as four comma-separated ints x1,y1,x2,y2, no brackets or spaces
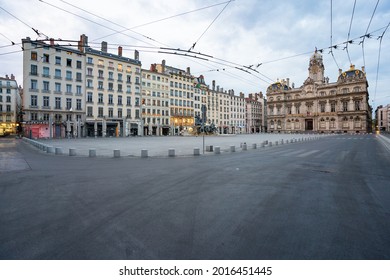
84,42,142,137
246,92,264,133
376,104,390,132
22,38,85,138
266,51,371,133
155,60,195,135
142,65,171,136
0,75,21,135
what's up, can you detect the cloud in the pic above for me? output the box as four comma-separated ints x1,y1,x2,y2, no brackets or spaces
0,0,389,106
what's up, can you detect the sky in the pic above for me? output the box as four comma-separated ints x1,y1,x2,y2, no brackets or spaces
1,0,389,108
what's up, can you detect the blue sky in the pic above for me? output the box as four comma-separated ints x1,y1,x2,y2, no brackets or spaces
1,0,389,108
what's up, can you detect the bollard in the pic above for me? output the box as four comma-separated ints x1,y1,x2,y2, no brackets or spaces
47,146,55,153
230,145,236,152
168,148,175,157
275,141,279,146
42,145,47,152
242,143,247,151
286,139,289,144
265,140,269,145
206,145,213,152
269,142,273,147
214,146,221,154
261,142,265,148
69,148,76,156
141,149,148,158
252,143,257,149
193,147,200,156
113,149,120,158
89,148,96,157
55,147,63,155
281,139,284,145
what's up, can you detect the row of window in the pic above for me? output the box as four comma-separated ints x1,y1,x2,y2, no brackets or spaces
86,80,140,93
29,79,82,94
30,95,82,110
0,88,12,94
0,104,12,112
270,101,362,115
30,65,83,81
0,96,12,103
143,74,169,83
86,92,140,106
86,106,140,119
31,51,82,69
87,57,140,74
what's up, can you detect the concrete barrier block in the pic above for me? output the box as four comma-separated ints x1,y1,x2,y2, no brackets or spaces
275,141,279,146
242,143,247,150
141,149,148,158
47,146,55,153
55,147,63,155
269,142,273,147
252,143,257,149
89,148,96,157
69,148,76,156
206,145,213,152
193,147,200,156
230,145,236,152
214,146,221,154
168,148,175,157
113,149,120,158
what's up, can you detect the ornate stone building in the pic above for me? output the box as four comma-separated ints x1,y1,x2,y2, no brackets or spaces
266,50,371,133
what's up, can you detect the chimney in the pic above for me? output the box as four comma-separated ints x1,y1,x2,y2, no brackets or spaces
186,67,191,74
150,64,156,72
212,80,215,90
217,85,220,92
101,41,108,52
162,60,166,73
339,68,342,75
11,74,15,80
118,46,123,57
78,34,88,52
286,78,290,87
134,50,139,61
249,93,253,99
240,93,244,98
5,75,9,79
50,38,54,46
362,66,365,73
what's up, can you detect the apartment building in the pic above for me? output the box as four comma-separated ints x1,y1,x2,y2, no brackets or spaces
84,41,142,137
246,92,264,133
142,65,171,136
22,37,85,138
229,91,246,134
155,60,195,135
376,104,390,132
0,75,21,135
206,80,219,126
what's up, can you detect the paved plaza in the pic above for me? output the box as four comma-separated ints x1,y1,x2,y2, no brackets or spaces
27,133,330,157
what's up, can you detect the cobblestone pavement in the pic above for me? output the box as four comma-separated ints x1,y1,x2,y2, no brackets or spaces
27,133,333,157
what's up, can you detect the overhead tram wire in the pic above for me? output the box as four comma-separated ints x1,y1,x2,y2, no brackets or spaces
372,20,390,108
38,0,154,46
330,0,340,70
0,6,48,39
345,0,356,65
361,0,380,68
188,0,233,51
91,0,235,43
58,0,162,47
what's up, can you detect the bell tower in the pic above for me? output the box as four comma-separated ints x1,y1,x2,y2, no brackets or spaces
308,49,325,83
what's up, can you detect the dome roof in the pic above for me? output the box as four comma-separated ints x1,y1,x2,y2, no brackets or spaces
338,65,366,81
267,81,290,92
